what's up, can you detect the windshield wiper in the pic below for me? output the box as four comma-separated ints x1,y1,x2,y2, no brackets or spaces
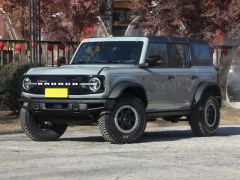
100,60,126,64
78,61,89,64
73,59,137,64
73,59,90,64
107,60,137,64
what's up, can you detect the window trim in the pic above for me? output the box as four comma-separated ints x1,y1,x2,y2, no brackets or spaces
190,42,213,66
167,43,191,69
146,42,169,68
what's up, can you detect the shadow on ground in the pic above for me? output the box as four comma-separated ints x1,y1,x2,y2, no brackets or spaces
60,136,106,142
0,112,19,124
60,126,240,143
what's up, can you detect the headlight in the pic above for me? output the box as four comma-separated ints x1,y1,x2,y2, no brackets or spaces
89,77,101,92
22,77,31,90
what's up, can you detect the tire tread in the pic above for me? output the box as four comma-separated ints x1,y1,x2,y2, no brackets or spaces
20,108,67,141
98,96,146,144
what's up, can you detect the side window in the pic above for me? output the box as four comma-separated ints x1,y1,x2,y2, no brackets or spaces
192,43,212,65
146,43,168,67
168,44,190,68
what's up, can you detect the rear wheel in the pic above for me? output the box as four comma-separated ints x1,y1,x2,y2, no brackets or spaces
98,95,146,144
189,93,220,137
20,108,67,141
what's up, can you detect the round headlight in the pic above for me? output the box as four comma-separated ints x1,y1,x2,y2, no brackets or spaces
89,77,101,92
23,77,31,90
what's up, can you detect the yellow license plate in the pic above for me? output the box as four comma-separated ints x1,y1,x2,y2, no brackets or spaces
45,88,68,98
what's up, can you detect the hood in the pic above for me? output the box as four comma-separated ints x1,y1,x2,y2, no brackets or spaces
26,64,136,76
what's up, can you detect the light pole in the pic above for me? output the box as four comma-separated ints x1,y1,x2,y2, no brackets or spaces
29,0,41,67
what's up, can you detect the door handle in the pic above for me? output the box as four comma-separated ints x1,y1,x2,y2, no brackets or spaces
168,75,175,80
190,75,198,80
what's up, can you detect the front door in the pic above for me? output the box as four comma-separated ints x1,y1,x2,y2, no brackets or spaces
144,43,177,111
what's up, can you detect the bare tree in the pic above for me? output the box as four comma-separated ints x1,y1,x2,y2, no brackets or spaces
1,0,103,40
131,0,240,43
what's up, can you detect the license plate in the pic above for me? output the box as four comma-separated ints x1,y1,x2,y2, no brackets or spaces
45,88,68,98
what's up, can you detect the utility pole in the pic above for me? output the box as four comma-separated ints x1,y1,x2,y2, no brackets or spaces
29,0,41,67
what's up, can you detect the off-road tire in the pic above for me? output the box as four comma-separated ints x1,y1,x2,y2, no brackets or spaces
20,108,67,141
189,93,220,137
98,96,146,144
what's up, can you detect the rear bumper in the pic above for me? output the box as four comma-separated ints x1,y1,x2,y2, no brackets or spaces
19,98,115,121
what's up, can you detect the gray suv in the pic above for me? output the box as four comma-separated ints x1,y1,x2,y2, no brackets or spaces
19,36,221,144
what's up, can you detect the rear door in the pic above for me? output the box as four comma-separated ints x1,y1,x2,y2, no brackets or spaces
167,43,198,110
191,42,216,92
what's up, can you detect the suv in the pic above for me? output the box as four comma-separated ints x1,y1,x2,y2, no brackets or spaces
19,36,221,144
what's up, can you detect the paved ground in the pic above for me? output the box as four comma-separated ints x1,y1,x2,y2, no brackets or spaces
1,107,240,134
0,125,240,180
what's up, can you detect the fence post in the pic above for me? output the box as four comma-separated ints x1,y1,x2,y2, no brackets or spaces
6,42,8,64
13,42,15,63
0,50,3,66
68,44,70,64
52,45,54,67
63,46,65,58
46,43,48,66
57,45,59,58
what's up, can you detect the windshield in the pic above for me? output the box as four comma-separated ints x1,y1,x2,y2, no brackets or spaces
71,41,143,64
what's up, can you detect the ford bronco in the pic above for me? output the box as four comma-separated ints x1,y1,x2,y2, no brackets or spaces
19,36,221,144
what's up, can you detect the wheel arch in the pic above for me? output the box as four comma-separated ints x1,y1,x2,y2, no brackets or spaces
109,82,148,107
193,82,222,107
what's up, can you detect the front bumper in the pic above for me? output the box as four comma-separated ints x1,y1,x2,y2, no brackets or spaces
19,98,115,121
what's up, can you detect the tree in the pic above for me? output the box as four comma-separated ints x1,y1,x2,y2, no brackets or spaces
0,0,103,41
41,0,103,41
131,0,240,43
0,0,29,37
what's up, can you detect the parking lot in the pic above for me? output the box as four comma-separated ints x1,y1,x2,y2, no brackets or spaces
0,125,240,180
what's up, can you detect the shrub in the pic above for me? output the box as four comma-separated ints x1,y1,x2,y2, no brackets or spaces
0,61,30,112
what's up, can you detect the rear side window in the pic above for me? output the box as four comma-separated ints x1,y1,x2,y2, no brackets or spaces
192,43,212,65
168,44,190,68
146,43,168,67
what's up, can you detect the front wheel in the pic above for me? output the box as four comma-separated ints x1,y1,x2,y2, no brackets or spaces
98,96,147,144
20,108,67,141
189,93,220,137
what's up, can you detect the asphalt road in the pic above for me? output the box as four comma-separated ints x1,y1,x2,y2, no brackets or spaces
0,125,240,180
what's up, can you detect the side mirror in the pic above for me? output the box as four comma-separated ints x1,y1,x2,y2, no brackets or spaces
214,64,220,71
57,56,66,67
145,57,163,66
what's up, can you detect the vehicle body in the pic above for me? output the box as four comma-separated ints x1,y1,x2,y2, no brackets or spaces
19,36,221,143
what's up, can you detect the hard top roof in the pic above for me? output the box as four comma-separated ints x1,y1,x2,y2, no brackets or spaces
82,36,207,44
147,36,206,44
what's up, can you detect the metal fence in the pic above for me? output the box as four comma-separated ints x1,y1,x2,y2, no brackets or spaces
0,40,79,67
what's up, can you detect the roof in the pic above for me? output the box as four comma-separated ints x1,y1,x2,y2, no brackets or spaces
221,37,240,47
82,36,148,43
147,36,206,44
82,36,207,44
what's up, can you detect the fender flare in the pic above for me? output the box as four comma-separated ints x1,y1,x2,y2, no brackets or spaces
108,82,148,106
193,82,221,107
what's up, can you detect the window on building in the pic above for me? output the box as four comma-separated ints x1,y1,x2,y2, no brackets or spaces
146,43,168,67
113,8,132,24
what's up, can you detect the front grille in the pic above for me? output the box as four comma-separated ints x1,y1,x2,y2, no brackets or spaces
30,76,89,84
25,75,103,95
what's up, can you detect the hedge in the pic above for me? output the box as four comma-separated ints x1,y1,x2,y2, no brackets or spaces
0,61,30,112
